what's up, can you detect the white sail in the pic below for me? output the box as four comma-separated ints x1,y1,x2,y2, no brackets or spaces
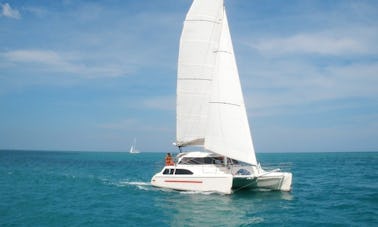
204,9,257,165
129,138,140,153
176,0,257,165
176,0,224,146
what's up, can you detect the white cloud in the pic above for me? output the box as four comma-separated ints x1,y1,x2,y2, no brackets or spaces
238,25,378,117
23,6,47,17
98,118,172,133
242,59,378,117
143,96,175,111
247,28,377,56
5,49,65,65
325,62,378,97
2,49,129,78
1,3,21,19
250,34,364,55
98,119,139,130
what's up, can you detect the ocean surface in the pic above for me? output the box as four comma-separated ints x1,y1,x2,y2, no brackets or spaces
0,150,377,226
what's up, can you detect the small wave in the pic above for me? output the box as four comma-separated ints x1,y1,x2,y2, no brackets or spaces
118,181,151,186
124,181,151,186
251,188,273,192
114,180,157,191
179,190,224,195
136,185,151,191
248,217,264,224
61,173,78,179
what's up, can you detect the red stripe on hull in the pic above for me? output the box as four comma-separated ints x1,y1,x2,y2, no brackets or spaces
164,180,203,184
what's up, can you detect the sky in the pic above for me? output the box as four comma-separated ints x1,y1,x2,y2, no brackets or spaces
0,0,377,153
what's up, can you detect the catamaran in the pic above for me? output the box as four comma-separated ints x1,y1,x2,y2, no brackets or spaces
151,0,292,194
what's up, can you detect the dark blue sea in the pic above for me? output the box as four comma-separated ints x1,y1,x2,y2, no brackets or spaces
1,150,377,226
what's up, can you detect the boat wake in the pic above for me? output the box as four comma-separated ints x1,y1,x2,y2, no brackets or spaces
117,180,153,191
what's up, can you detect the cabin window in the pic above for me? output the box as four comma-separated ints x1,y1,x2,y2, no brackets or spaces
163,168,174,175
163,168,193,175
175,169,193,175
236,168,250,175
214,157,224,164
179,157,224,165
232,159,239,164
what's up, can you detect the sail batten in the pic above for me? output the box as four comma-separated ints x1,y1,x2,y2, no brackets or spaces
209,101,240,107
185,19,221,24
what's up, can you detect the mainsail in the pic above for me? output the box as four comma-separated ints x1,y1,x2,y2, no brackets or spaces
176,0,223,146
176,0,257,165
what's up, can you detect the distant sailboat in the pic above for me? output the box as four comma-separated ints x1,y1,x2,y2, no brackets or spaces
151,0,292,194
129,138,140,154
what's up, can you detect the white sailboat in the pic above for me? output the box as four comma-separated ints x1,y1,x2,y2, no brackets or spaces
129,138,140,154
151,0,292,194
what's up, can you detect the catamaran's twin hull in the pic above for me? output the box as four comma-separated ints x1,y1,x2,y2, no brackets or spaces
233,172,292,192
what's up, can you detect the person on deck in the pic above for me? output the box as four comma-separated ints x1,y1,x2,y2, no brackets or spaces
165,153,174,166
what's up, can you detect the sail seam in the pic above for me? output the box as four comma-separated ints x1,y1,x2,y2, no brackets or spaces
214,50,232,54
185,19,221,24
209,101,240,107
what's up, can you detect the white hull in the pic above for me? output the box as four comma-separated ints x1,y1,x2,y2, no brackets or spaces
151,166,291,194
152,174,233,194
129,149,140,154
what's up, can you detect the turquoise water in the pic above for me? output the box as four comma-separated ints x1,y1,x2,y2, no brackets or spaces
1,150,377,226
